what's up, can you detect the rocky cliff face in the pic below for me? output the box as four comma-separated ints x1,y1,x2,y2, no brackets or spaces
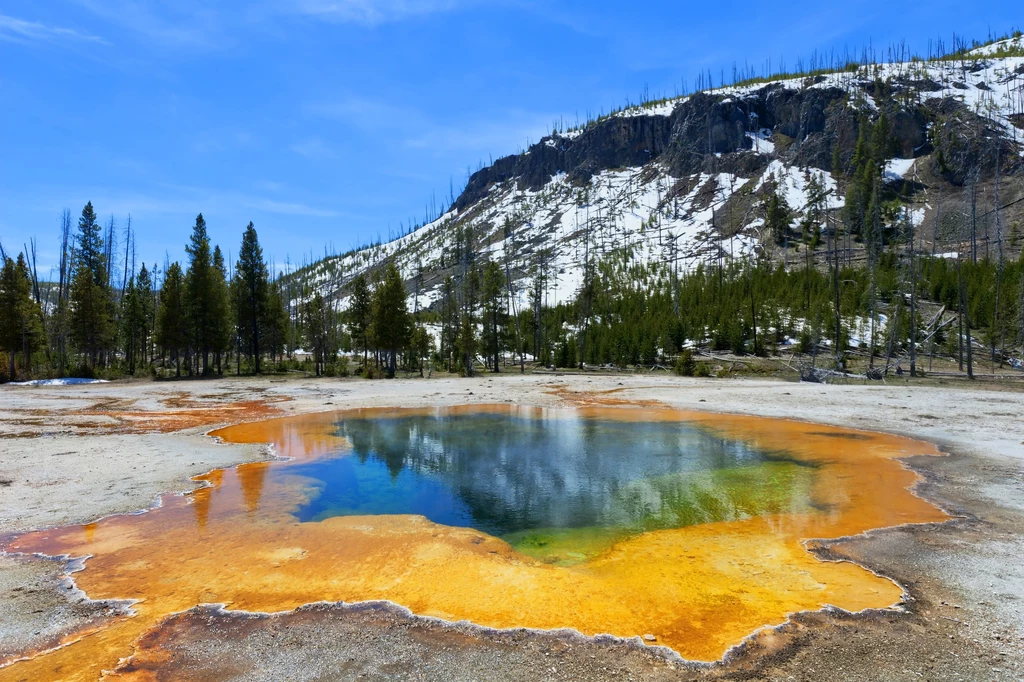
459,74,1019,214
290,37,1024,310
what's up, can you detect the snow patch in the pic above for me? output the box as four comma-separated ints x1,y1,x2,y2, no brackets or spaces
884,158,915,183
745,129,775,155
8,378,109,387
615,101,677,118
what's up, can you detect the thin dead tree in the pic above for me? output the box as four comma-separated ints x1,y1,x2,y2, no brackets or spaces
867,178,881,369
991,144,1005,368
956,194,974,379
121,215,135,298
907,208,918,377
578,201,595,369
502,216,525,374
56,209,73,376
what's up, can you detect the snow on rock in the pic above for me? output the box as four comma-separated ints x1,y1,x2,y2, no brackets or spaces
616,100,678,118
302,159,850,312
598,46,1024,154
967,34,1024,58
884,158,916,183
746,129,775,155
758,161,844,212
303,163,777,310
292,45,1024,313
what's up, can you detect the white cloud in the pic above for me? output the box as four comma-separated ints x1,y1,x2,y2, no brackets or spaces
0,13,109,45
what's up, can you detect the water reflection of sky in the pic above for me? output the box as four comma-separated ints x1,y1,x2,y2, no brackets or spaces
287,413,813,537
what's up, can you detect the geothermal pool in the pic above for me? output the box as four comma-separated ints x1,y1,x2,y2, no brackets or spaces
1,406,948,680
291,411,818,564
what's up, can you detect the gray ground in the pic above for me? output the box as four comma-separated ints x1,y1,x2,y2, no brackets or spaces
1,374,1023,680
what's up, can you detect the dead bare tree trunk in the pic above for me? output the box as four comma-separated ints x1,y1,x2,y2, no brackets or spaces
868,180,880,368
908,209,917,377
578,204,593,369
830,209,842,370
992,145,1005,368
970,176,978,264
502,218,525,374
57,209,73,377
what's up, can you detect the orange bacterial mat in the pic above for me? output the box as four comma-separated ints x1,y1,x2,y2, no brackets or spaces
0,405,948,680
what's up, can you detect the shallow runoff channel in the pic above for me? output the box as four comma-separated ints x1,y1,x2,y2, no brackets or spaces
0,404,948,680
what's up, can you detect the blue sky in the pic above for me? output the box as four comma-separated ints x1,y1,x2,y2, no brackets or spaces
0,1,1018,277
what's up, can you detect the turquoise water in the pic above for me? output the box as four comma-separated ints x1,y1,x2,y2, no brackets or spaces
286,411,816,562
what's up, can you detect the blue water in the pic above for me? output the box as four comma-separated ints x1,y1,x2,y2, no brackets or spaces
288,411,813,540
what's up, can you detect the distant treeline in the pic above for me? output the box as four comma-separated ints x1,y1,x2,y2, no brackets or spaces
0,203,434,382
2,181,1022,382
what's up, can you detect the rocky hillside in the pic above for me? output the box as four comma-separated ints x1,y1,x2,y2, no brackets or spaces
289,35,1024,310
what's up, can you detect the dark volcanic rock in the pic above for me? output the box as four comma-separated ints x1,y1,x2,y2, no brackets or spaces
925,97,1022,184
886,105,930,158
565,115,674,183
755,85,846,141
453,78,1019,211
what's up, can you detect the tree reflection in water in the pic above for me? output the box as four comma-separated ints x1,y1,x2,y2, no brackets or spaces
291,413,816,561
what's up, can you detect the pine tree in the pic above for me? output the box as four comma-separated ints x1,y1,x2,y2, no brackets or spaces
75,202,106,283
481,260,505,372
763,181,792,246
185,214,219,375
303,291,329,376
440,275,458,371
136,263,155,366
233,223,270,374
369,262,411,379
409,324,433,377
263,281,288,365
0,254,44,380
210,247,232,374
458,266,480,376
346,273,372,368
69,202,114,368
120,276,145,375
156,262,188,377
831,139,843,175
869,113,894,166
844,118,873,238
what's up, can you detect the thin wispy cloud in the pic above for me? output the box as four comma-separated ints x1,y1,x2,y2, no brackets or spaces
154,184,343,219
307,95,409,127
242,197,340,218
290,138,336,160
0,13,109,46
61,0,473,51
402,114,553,154
291,0,465,25
309,94,552,161
70,0,223,49
32,185,341,224
308,93,551,161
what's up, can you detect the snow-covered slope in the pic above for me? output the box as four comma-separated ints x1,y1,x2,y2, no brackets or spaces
291,36,1024,312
